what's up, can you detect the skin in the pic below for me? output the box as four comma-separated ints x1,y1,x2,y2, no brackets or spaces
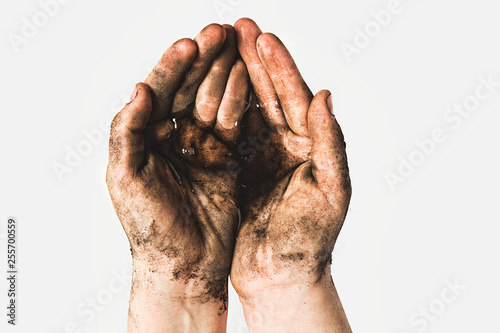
230,18,353,332
106,24,249,332
107,18,352,333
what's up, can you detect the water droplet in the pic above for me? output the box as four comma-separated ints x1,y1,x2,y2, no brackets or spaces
182,148,195,155
172,118,177,129
256,103,260,108
234,121,238,127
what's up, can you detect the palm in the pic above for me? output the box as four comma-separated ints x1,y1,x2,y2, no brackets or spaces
142,112,239,255
233,101,345,288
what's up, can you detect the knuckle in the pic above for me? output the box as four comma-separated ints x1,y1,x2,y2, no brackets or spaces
210,64,229,75
197,95,221,111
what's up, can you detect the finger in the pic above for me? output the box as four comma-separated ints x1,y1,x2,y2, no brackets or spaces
308,90,351,210
144,38,197,122
215,59,249,142
171,24,227,116
109,83,152,171
194,25,237,126
257,33,313,137
234,17,287,131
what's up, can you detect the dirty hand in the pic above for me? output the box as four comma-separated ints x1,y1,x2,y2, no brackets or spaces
230,18,352,332
106,23,248,332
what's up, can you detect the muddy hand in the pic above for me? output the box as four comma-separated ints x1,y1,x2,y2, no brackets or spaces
106,23,248,332
231,18,352,332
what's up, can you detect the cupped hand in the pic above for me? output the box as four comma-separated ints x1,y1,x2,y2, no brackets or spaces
230,18,352,295
106,23,249,309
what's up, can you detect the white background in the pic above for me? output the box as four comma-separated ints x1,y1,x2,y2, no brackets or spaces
1,0,499,332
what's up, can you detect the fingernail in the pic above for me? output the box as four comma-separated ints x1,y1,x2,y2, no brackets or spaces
327,93,334,115
129,87,138,103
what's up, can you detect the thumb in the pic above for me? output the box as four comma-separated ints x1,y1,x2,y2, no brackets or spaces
308,90,351,210
108,82,152,171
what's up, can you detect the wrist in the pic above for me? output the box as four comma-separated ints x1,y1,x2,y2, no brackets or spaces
132,253,230,298
127,259,228,332
231,253,334,297
235,271,352,332
236,268,332,305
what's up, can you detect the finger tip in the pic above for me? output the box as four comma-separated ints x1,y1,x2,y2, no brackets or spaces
222,24,237,46
308,90,333,127
135,82,149,92
256,33,283,60
316,89,334,116
173,38,198,59
317,89,331,100
234,17,257,31
131,83,152,109
234,18,262,44
222,24,235,33
234,58,248,74
198,23,226,45
256,32,279,46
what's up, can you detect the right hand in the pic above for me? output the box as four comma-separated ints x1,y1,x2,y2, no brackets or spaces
230,18,352,296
